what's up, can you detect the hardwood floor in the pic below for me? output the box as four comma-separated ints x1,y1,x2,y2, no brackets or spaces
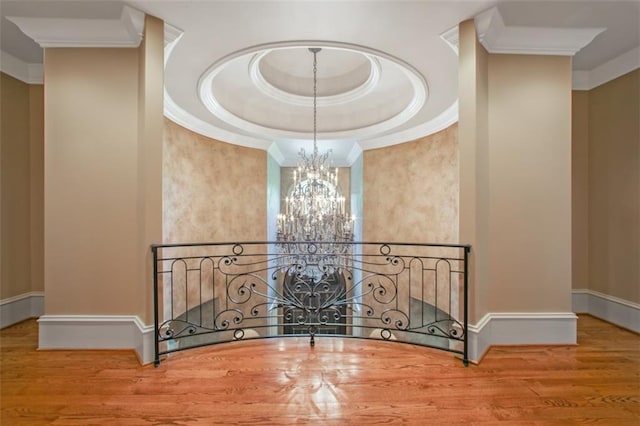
1,315,639,425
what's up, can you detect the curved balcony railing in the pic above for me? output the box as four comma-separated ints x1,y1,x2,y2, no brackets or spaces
152,241,471,366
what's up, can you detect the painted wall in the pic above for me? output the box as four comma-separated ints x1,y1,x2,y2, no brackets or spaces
267,153,281,243
350,153,363,242
137,16,165,323
162,119,267,325
487,54,572,313
362,125,459,330
163,119,267,244
572,91,589,292
0,73,44,300
43,16,164,323
459,21,573,322
458,20,489,322
362,124,459,244
587,70,640,304
45,47,140,316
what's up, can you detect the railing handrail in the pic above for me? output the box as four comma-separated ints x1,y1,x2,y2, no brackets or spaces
151,240,472,250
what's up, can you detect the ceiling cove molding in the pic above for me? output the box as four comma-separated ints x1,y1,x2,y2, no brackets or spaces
0,50,43,84
573,46,640,90
248,49,382,107
346,143,364,166
358,100,459,151
198,40,428,143
474,6,605,56
164,22,184,64
439,26,459,55
162,22,270,151
267,143,286,165
6,5,144,48
164,91,270,150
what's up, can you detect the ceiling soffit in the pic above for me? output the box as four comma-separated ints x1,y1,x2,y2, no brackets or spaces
5,3,638,166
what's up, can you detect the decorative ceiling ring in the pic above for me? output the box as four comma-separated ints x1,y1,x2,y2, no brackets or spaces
197,40,429,140
248,47,382,107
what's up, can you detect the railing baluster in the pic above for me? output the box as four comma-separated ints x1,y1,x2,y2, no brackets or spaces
151,241,471,366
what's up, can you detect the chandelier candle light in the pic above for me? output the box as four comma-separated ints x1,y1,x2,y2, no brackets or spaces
276,48,355,254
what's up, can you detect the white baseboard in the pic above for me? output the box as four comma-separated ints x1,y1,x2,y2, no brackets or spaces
31,291,634,365
467,312,578,363
572,289,640,333
38,315,155,364
0,292,45,328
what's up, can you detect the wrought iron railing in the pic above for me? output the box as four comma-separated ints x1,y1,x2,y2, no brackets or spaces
152,241,471,366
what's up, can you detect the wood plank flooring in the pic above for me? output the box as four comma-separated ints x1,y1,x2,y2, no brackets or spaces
1,315,639,425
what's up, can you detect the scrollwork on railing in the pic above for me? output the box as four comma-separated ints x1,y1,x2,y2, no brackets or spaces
152,241,470,366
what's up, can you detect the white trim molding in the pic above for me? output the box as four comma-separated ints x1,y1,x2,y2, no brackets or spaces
572,289,640,333
0,50,44,84
0,291,45,328
475,7,604,56
572,46,640,90
467,312,578,363
7,5,144,48
38,315,155,365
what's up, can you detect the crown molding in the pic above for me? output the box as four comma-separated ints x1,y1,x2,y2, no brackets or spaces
0,50,43,84
7,5,144,48
475,7,605,56
346,143,364,166
164,90,270,150
572,46,640,90
358,100,458,151
164,22,183,55
162,25,270,151
267,143,286,165
439,26,459,55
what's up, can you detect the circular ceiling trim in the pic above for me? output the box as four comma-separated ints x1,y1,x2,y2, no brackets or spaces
248,47,382,107
197,40,429,141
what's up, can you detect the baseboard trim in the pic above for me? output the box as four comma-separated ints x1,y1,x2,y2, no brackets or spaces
572,289,640,333
38,315,155,365
467,312,578,363
0,292,45,328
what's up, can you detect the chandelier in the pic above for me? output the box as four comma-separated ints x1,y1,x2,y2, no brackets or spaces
276,48,354,256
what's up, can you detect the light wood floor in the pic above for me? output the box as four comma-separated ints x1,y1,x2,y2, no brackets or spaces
1,315,639,425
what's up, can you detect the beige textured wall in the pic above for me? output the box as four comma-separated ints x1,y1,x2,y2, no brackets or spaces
0,73,44,300
458,20,489,322
572,91,589,291
459,20,573,320
162,119,267,323
1,73,31,299
588,70,639,304
163,119,267,243
45,48,142,315
137,16,164,324
487,54,572,313
363,124,458,243
29,84,44,296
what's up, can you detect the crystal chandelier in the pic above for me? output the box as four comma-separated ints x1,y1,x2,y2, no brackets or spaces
277,48,354,255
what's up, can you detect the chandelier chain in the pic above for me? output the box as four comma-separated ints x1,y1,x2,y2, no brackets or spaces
312,49,318,152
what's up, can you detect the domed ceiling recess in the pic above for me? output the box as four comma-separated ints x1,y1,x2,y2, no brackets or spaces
196,42,429,163
3,1,638,165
